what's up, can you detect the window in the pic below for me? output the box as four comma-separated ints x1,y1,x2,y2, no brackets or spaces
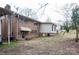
19,19,25,24
34,22,38,25
31,30,38,34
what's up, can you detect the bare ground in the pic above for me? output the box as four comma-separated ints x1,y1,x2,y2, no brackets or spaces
0,31,79,55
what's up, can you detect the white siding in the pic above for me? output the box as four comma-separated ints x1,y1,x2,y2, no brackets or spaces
40,23,57,33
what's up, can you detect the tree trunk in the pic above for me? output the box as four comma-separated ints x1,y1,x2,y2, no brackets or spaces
75,29,78,42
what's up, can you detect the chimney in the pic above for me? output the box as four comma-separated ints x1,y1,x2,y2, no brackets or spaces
5,4,11,10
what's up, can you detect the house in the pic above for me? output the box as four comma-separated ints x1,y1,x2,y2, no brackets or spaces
0,6,57,43
40,22,57,36
0,7,41,41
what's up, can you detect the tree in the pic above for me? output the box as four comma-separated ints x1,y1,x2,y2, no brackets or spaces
55,3,79,42
63,21,70,33
21,8,38,20
71,5,79,42
60,3,79,42
11,4,37,20
55,3,74,34
14,6,38,20
10,2,48,20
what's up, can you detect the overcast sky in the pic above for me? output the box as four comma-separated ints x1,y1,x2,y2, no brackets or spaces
0,0,79,24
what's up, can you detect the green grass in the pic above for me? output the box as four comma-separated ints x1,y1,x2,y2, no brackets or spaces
0,40,18,48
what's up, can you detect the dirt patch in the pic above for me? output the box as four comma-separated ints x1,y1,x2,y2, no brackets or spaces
0,31,79,55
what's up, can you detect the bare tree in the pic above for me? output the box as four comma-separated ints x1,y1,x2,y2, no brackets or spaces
55,3,76,32
21,8,38,19
71,4,79,42
55,3,79,42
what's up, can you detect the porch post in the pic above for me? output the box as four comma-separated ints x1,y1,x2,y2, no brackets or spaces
16,15,19,39
7,15,10,45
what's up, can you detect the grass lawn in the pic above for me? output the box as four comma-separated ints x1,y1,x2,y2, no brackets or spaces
0,40,18,48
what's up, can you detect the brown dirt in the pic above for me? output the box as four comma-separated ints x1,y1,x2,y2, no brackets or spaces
0,31,79,55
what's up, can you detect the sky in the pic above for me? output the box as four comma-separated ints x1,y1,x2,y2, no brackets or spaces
0,0,79,24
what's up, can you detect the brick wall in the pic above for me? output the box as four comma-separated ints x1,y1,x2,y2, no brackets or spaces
1,15,40,41
2,15,8,41
11,15,18,39
18,20,40,39
1,15,18,41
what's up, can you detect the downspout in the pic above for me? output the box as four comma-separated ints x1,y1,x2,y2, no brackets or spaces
0,17,2,44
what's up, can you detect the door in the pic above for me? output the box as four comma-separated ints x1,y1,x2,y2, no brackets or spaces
21,31,29,38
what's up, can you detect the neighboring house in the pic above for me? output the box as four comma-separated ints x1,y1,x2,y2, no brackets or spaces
56,24,65,33
40,22,57,36
56,24,62,33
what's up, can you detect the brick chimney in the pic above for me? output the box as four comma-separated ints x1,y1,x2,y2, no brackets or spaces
5,4,11,10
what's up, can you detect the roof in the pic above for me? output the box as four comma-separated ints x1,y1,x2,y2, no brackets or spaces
20,26,32,32
41,22,57,26
0,7,57,25
0,7,40,23
17,14,41,23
